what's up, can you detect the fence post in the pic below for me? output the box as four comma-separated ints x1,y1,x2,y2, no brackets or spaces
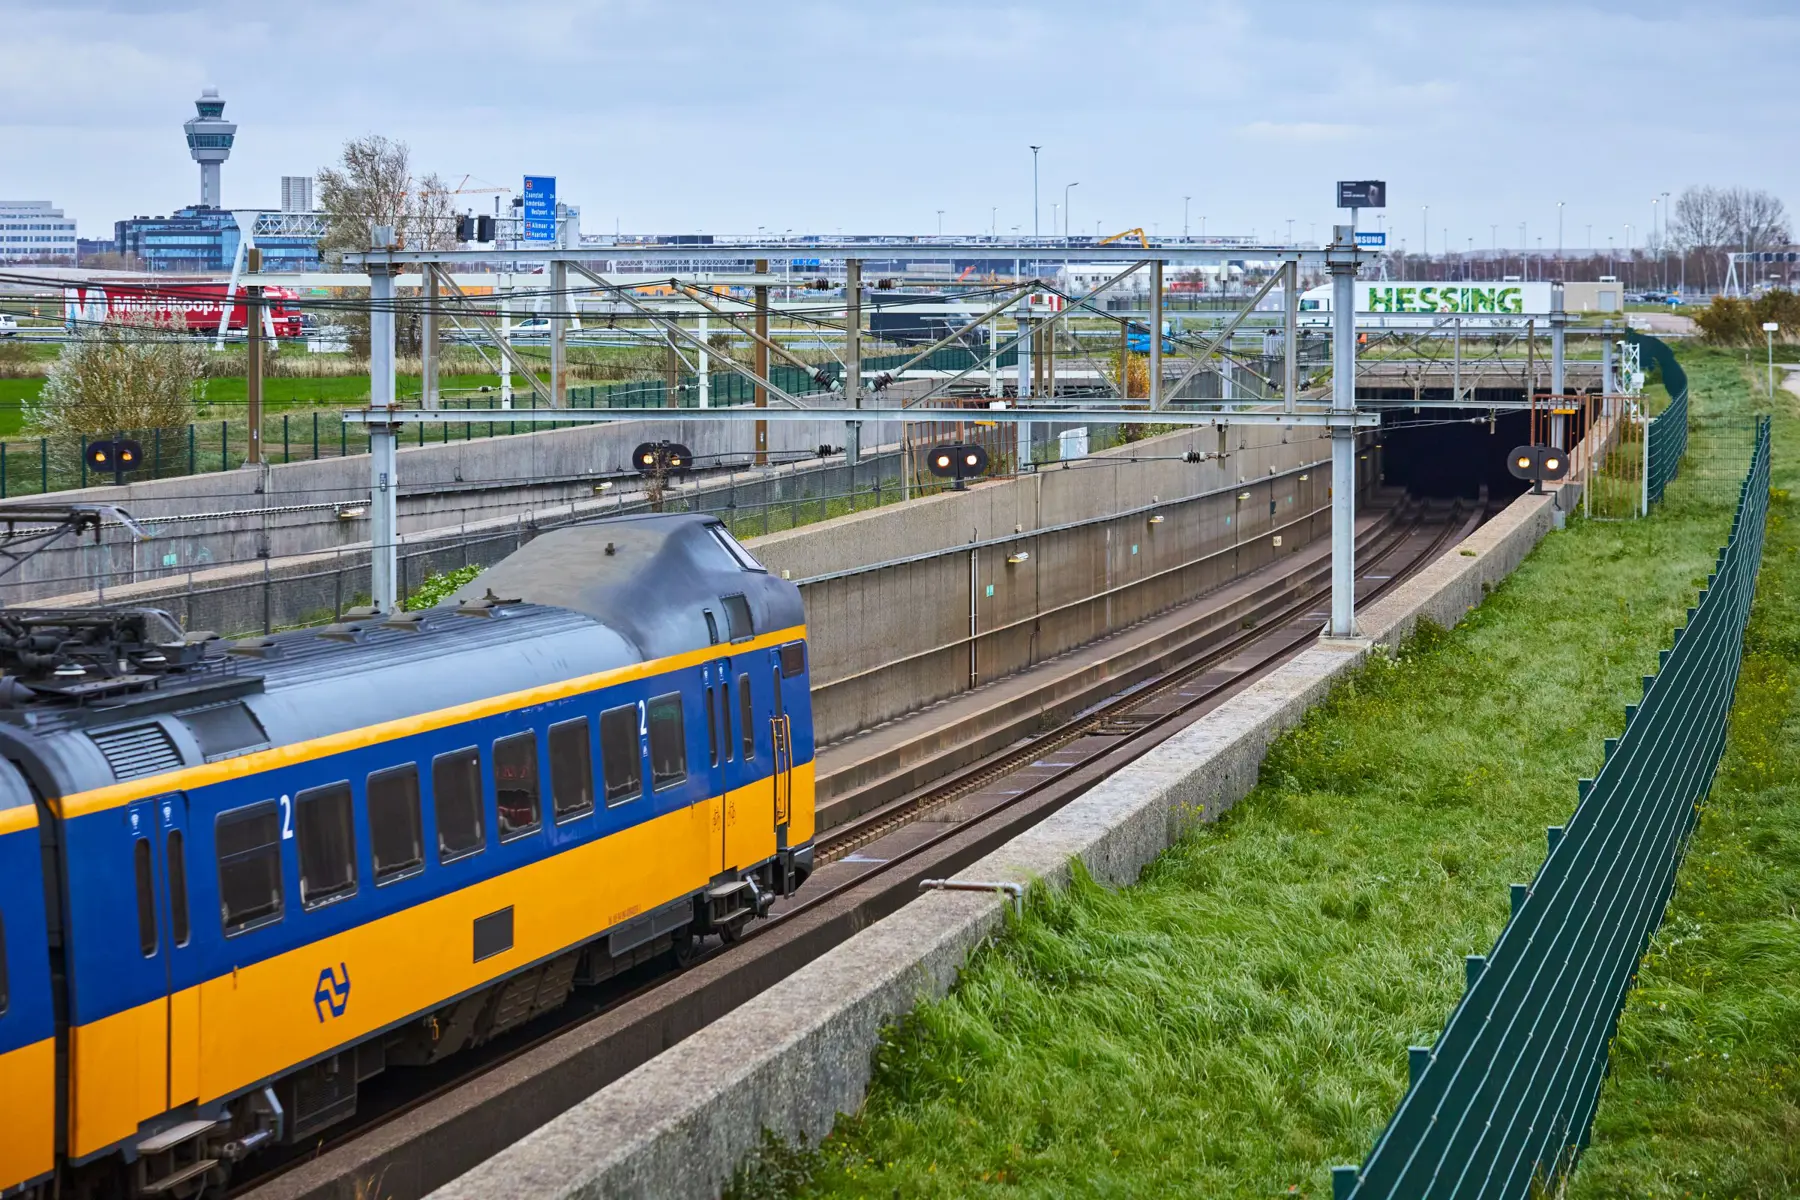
153,428,161,479
340,420,347,458
80,437,87,489
313,411,320,460
222,421,229,470
41,437,47,494
1,441,7,499
188,424,195,476
283,414,290,463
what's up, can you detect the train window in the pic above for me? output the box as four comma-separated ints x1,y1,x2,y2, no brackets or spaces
738,673,755,759
704,610,720,645
721,677,735,762
295,783,358,908
134,838,156,957
771,666,785,717
368,765,424,882
166,828,190,947
705,686,719,768
549,718,594,821
709,525,767,572
216,801,283,935
780,642,806,679
494,733,541,842
722,594,754,642
647,693,687,791
433,747,486,863
599,705,641,804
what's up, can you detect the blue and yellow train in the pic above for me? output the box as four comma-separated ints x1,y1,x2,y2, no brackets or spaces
0,513,815,1197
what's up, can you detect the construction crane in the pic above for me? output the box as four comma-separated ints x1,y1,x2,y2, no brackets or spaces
1098,227,1151,249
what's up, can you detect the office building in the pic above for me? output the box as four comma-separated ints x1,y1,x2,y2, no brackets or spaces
0,201,78,263
281,176,314,213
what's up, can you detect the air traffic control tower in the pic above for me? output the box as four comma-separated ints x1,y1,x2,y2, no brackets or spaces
184,87,236,209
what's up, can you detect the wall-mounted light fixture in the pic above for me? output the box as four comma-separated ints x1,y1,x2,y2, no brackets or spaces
336,504,368,521
1006,551,1030,565
1147,514,1165,525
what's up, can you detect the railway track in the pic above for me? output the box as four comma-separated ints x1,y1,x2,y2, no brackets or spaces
241,495,1481,1200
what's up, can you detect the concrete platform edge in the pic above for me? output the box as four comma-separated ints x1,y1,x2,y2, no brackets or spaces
426,483,1572,1200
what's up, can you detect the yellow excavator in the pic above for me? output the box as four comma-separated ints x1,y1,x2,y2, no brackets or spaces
1098,227,1150,248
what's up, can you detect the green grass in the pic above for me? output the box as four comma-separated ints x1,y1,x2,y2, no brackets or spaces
733,346,1768,1198
1567,357,1800,1197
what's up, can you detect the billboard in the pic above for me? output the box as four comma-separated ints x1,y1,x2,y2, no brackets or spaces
1299,281,1554,328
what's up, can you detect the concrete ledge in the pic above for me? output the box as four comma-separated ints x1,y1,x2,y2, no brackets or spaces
428,484,1571,1200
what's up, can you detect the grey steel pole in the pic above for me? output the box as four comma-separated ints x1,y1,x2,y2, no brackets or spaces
1017,312,1033,469
1283,260,1298,414
1148,259,1164,408
550,256,568,407
422,261,439,409
1328,225,1358,637
1550,283,1566,449
845,257,862,464
369,261,399,613
698,313,710,408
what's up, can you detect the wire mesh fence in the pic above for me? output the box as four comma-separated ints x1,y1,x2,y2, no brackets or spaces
1340,414,1772,1200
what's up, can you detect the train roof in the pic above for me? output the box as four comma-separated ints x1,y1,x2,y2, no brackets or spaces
0,513,803,800
445,511,803,662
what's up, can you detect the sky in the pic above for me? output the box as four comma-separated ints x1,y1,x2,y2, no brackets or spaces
4,0,1797,252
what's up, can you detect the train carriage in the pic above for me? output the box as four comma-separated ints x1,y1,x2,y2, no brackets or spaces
0,513,814,1197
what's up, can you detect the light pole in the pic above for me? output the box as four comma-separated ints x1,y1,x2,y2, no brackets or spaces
1557,200,1564,276
1765,321,1780,401
1422,205,1429,262
1625,223,1632,288
1064,181,1078,237
1030,145,1041,239
1661,190,1671,289
1287,217,1295,243
937,209,945,236
1184,195,1192,237
1491,225,1498,281
991,206,997,237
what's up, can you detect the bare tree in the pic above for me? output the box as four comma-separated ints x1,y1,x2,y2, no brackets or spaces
317,136,461,262
1720,186,1791,252
29,314,202,437
316,137,462,355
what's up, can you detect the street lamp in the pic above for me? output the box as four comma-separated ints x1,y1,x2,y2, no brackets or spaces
1030,145,1041,238
937,209,945,236
1557,200,1564,275
1764,321,1781,401
1184,195,1192,238
1064,182,1079,237
1422,205,1429,260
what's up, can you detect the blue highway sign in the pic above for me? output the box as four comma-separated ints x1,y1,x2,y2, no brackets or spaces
523,175,557,243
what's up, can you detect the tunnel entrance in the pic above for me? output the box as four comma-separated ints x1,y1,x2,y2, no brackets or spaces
1377,406,1534,503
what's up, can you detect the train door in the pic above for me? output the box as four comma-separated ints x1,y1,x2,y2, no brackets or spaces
709,659,732,875
768,651,793,850
125,793,200,1113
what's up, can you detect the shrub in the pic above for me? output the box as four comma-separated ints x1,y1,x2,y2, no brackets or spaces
28,314,203,436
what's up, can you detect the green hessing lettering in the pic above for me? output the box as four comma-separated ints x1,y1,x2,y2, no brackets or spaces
1471,288,1495,313
1500,287,1523,314
1420,287,1438,311
1368,287,1394,312
1444,288,1463,313
1396,287,1416,313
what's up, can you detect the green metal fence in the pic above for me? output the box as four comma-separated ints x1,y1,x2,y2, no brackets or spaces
1635,331,1690,506
1339,414,1771,1200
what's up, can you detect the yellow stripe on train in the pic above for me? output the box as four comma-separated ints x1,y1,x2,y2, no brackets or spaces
0,1037,55,1191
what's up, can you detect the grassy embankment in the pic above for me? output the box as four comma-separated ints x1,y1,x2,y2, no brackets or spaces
728,346,1775,1198
1568,351,1800,1197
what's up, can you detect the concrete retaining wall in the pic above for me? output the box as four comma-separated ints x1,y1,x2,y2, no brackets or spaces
426,478,1579,1200
3,410,905,605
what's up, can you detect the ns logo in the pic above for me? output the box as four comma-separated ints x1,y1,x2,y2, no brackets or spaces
314,963,351,1022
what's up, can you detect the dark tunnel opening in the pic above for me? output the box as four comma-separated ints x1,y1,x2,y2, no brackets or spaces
1373,396,1590,504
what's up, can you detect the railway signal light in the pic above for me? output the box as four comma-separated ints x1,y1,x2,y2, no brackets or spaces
1506,444,1569,494
476,214,495,242
632,441,693,476
456,214,474,242
926,443,988,490
86,439,143,484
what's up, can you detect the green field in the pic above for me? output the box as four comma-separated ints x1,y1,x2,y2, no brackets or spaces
726,347,1779,1198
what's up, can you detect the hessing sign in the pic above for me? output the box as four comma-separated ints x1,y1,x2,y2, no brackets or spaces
1364,284,1531,315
